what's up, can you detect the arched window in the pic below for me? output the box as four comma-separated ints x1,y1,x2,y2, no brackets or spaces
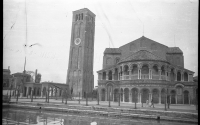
177,71,181,81
108,71,112,80
124,65,129,75
152,65,158,75
115,58,120,64
81,13,83,20
102,72,106,80
184,72,188,81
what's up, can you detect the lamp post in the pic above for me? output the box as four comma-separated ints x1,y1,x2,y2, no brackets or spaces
86,92,88,106
97,91,99,105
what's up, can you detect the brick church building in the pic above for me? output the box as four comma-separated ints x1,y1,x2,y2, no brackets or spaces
97,36,198,104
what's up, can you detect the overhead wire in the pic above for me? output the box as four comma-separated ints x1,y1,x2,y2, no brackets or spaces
3,3,20,41
95,2,115,48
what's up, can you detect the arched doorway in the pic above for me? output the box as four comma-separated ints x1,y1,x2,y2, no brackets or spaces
107,84,113,101
141,65,149,79
152,89,159,103
131,88,138,103
183,90,189,104
176,86,183,104
24,87,27,97
101,89,105,101
171,90,176,104
43,87,46,96
124,88,129,102
114,89,119,102
141,88,149,103
161,89,166,104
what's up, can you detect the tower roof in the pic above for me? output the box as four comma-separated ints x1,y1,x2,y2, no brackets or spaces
73,8,96,16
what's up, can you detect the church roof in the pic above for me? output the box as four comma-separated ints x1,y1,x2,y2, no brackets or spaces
167,47,183,54
104,48,121,54
119,49,167,63
119,36,168,49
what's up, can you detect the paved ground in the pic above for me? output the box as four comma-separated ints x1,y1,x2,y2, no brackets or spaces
10,97,198,113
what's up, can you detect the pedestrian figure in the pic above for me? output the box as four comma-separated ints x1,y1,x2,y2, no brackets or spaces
146,99,149,107
149,98,154,108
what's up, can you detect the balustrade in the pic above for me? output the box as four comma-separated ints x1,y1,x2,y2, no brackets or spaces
123,75,129,80
152,75,159,80
141,74,149,79
161,75,166,80
130,74,138,80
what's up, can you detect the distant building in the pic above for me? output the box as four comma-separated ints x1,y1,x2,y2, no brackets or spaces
3,67,12,89
97,36,197,104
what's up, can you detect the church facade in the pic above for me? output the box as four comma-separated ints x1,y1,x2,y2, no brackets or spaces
97,36,197,104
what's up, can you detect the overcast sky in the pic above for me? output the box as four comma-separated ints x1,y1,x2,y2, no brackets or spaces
3,0,198,86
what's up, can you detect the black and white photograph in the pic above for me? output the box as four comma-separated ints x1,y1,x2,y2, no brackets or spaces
3,0,198,124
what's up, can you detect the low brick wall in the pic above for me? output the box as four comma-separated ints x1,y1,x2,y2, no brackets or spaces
5,102,198,123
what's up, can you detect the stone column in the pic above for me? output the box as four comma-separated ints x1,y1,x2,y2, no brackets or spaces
149,93,152,102
158,69,162,80
121,65,124,80
175,70,177,81
123,92,125,102
159,91,161,104
175,95,177,104
99,90,101,101
129,69,132,80
149,69,151,79
112,71,115,81
139,93,142,103
106,71,109,80
138,68,140,79
138,92,140,103
105,91,107,101
165,71,168,81
181,71,184,81
168,71,171,81
41,87,43,98
129,91,132,103
26,87,29,97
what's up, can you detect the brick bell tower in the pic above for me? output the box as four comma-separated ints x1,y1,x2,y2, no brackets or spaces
66,8,95,98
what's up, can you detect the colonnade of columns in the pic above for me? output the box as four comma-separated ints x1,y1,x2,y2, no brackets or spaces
22,86,64,98
98,64,191,82
99,87,191,105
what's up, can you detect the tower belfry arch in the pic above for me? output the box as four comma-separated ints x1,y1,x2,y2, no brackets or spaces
66,8,96,98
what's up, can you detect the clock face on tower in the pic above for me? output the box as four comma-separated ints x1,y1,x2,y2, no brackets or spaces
74,38,81,45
